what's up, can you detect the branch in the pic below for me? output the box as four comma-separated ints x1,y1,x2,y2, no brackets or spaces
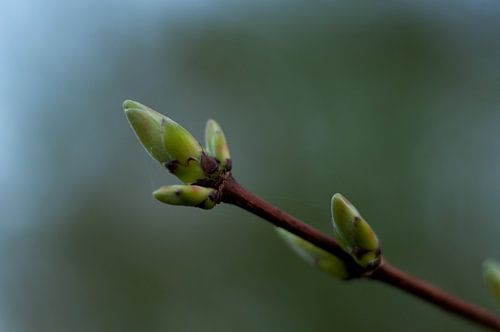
220,175,500,331
123,100,500,331
370,261,500,330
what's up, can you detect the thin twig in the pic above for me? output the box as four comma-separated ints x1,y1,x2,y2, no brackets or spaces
370,260,500,331
220,175,500,331
220,174,363,276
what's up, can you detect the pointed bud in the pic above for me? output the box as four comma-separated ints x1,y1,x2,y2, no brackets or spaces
276,228,350,279
153,185,217,209
205,119,231,171
123,100,170,163
483,259,500,309
160,116,203,167
331,194,380,268
123,100,206,183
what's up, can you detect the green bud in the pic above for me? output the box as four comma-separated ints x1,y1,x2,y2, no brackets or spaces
123,100,170,163
123,100,206,183
205,119,231,170
276,228,350,279
160,116,203,167
483,259,500,309
153,185,217,209
331,193,380,268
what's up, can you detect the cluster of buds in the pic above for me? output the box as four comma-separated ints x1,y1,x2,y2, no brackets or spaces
123,100,231,209
124,100,381,276
277,194,381,278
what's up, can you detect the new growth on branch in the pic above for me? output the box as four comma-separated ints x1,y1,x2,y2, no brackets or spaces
123,100,500,331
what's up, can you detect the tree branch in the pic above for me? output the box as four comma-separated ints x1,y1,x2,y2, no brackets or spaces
220,175,500,331
370,260,500,330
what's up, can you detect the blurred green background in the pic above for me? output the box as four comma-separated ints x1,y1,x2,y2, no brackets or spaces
1,1,500,331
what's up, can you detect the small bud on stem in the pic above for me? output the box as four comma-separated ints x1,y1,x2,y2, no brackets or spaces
331,193,381,269
153,185,217,209
277,228,350,279
205,119,231,171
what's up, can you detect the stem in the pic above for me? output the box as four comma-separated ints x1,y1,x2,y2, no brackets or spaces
220,174,363,276
370,260,500,331
220,175,500,331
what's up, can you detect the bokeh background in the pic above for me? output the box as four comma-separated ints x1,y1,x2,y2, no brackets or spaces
1,1,500,331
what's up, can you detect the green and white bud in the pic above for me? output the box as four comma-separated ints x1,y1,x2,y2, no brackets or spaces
123,100,206,183
276,228,350,279
205,119,231,171
153,185,217,209
123,100,170,163
483,259,500,309
331,193,380,268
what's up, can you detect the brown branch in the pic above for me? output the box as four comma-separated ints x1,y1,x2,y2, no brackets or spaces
220,174,364,277
220,175,500,331
370,260,500,331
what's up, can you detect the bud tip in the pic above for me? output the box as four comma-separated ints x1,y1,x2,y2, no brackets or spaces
123,99,145,111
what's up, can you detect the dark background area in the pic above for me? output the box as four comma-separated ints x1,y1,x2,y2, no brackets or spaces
1,1,500,331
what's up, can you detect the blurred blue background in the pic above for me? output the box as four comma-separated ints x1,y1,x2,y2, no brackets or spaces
1,1,500,331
